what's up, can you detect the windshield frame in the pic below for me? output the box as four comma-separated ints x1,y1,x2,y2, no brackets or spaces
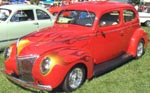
56,10,96,27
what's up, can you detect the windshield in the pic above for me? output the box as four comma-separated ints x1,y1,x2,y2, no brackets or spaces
56,10,95,27
0,9,11,21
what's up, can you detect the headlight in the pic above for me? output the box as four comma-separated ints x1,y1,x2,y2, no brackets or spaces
40,57,51,75
3,47,12,59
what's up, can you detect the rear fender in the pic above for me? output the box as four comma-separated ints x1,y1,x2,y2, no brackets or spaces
127,28,148,57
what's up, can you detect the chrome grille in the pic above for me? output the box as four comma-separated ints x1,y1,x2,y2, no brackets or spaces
17,55,38,82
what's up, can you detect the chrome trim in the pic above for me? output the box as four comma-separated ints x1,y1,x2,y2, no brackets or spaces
69,68,83,89
17,55,39,82
16,38,20,57
136,41,144,57
17,55,39,59
40,57,51,75
3,47,11,59
1,71,52,91
0,38,18,43
98,23,139,35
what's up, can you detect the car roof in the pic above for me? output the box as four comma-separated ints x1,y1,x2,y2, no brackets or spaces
62,1,134,13
0,4,45,10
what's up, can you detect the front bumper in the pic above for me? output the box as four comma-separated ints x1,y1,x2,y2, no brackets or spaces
1,70,52,91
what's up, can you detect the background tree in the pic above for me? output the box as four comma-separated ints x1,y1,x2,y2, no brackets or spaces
30,0,39,5
131,0,140,4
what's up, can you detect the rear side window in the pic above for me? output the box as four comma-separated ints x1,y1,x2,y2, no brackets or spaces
123,10,135,22
99,11,119,27
11,10,34,22
36,9,50,20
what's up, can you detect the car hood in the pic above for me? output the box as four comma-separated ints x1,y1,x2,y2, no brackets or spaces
17,25,92,56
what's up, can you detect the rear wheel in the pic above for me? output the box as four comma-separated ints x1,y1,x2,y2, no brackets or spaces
62,65,86,92
136,39,144,58
145,21,150,27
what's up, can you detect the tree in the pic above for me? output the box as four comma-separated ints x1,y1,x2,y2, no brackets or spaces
30,0,39,5
131,0,140,4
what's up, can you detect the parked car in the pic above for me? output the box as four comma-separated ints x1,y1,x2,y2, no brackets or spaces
138,6,150,27
0,4,55,49
48,0,73,16
2,1,148,92
48,6,62,16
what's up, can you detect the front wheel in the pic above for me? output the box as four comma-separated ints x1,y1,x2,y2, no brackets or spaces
136,39,145,58
145,21,150,27
62,65,86,92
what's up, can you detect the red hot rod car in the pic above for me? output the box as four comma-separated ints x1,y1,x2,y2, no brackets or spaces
2,1,148,92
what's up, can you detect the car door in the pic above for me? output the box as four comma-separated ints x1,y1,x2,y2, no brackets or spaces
5,9,38,41
91,10,124,64
35,9,54,29
122,9,137,51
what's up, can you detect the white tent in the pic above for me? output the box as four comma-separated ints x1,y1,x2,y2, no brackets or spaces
141,0,150,3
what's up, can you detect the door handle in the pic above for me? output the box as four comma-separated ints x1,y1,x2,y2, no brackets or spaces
33,22,39,25
101,31,106,38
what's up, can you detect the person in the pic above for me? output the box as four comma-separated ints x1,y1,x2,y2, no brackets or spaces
10,0,17,4
0,12,8,21
79,12,87,19
0,0,2,6
134,4,139,11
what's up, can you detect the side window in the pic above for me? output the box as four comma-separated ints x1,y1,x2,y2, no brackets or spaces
36,9,50,20
11,10,34,22
0,9,11,21
123,10,135,22
99,11,119,27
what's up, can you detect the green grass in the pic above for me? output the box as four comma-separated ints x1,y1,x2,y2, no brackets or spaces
0,26,150,93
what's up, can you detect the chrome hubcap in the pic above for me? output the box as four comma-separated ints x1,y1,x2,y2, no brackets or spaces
146,21,150,26
137,42,144,57
69,68,83,89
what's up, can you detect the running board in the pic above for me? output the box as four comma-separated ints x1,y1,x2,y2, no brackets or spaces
93,53,133,77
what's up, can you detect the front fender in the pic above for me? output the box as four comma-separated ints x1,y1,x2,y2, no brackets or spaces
4,43,18,75
32,47,94,89
127,28,148,57
58,47,94,79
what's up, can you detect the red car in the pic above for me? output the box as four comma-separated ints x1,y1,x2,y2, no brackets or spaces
48,6,62,16
2,1,148,92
